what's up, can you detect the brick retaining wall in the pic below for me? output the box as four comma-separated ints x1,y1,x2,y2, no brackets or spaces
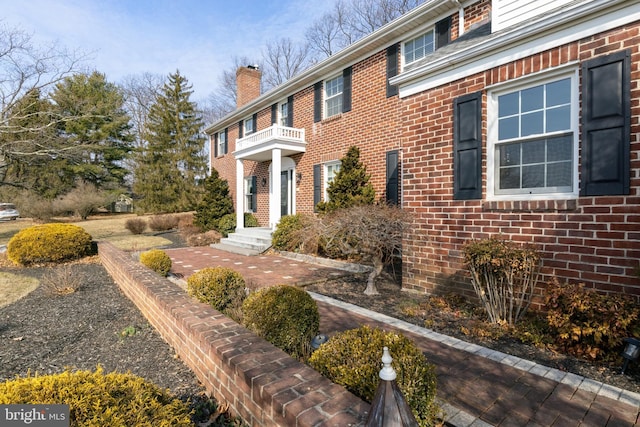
98,242,368,426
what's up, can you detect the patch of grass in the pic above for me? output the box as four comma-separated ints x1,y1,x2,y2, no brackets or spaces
0,272,39,308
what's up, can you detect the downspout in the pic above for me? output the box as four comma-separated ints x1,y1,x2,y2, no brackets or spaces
452,0,465,36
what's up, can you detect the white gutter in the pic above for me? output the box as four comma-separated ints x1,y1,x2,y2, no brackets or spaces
204,0,458,134
390,0,639,97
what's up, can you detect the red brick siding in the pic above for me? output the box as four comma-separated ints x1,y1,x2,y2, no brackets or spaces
401,23,640,302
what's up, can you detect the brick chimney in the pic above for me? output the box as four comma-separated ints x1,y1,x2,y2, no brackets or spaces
236,65,262,108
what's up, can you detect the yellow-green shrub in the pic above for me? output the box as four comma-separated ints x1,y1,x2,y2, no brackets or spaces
242,285,319,359
0,367,193,426
308,325,439,427
187,267,246,322
140,249,172,277
7,223,92,266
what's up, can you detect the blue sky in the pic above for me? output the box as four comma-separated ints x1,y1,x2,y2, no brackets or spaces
1,0,335,101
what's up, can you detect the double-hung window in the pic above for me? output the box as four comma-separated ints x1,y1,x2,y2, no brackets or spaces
324,161,341,200
403,29,435,66
324,75,343,118
488,70,578,198
245,176,256,213
279,100,289,126
244,116,255,135
217,131,227,156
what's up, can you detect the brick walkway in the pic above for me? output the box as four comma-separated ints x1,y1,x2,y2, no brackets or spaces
165,246,640,427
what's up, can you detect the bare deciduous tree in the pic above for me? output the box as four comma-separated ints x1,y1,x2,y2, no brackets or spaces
322,204,406,295
261,38,311,89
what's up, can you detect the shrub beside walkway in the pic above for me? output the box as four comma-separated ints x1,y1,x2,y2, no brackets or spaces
167,246,640,427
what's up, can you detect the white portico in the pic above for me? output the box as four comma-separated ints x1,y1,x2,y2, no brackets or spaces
233,124,306,230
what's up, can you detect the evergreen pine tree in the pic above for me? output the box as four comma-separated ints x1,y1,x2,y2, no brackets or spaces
133,70,206,213
317,145,375,213
193,168,234,231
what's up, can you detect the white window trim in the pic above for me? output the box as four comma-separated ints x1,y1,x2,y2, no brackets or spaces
324,161,341,201
217,132,226,157
324,75,343,119
278,99,289,127
486,66,580,201
244,177,255,213
401,27,435,70
244,115,255,135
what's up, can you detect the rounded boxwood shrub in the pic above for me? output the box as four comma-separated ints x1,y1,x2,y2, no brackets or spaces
0,367,193,426
308,325,439,427
217,213,259,237
187,267,246,322
272,214,307,251
140,249,172,277
242,285,319,359
7,223,92,266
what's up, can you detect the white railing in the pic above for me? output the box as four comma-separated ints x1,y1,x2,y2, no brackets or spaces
236,124,305,151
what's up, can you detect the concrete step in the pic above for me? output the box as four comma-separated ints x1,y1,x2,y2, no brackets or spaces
212,227,272,255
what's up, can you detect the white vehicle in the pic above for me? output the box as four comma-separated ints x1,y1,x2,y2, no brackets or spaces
0,203,19,220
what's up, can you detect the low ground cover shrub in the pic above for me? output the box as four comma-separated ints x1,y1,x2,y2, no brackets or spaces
140,249,172,277
187,267,246,322
308,325,439,426
545,279,640,361
149,214,180,232
0,367,193,426
242,285,319,359
464,236,540,325
125,217,147,234
7,224,93,266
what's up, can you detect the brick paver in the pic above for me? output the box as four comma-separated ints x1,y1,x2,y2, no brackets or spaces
166,247,640,427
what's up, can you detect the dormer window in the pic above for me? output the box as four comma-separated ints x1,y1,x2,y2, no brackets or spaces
403,29,435,66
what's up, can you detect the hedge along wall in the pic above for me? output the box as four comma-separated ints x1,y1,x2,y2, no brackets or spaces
98,242,368,426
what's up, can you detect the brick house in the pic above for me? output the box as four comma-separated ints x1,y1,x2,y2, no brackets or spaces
205,0,640,300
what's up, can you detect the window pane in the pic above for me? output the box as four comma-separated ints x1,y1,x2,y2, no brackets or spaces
500,143,520,166
522,164,545,188
521,111,543,136
546,105,570,132
522,140,545,164
547,135,572,161
499,117,519,140
498,92,519,117
546,78,571,107
547,161,572,187
521,86,543,112
500,167,520,189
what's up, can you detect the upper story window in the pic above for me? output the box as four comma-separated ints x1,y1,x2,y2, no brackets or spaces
244,116,255,135
216,131,227,156
279,100,289,126
324,75,344,118
403,29,435,66
488,70,578,198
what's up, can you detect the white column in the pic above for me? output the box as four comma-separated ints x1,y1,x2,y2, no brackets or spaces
270,148,281,229
236,158,244,230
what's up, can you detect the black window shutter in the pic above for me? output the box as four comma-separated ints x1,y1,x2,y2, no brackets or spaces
287,95,294,127
251,175,257,211
386,150,400,205
342,67,352,113
313,82,322,122
271,103,277,125
313,164,321,211
581,49,631,196
386,44,399,98
238,120,244,139
453,91,482,200
223,128,228,154
213,133,218,157
252,113,258,133
436,16,451,49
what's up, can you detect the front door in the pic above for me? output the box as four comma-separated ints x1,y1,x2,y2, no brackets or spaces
280,170,292,216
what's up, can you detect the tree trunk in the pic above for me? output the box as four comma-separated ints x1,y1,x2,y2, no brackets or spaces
363,258,384,295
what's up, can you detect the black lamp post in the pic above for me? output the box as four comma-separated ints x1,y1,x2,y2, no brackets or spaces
621,337,640,375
